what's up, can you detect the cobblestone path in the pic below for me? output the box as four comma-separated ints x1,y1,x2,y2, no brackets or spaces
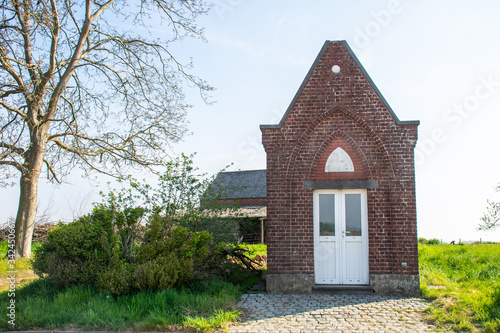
227,294,437,333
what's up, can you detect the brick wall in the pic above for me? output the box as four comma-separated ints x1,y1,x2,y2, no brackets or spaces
261,41,419,282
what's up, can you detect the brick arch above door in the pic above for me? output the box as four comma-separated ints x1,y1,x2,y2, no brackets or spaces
297,112,393,183
313,136,366,181
285,107,397,183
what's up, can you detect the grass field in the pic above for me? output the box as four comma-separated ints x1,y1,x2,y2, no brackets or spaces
419,243,500,332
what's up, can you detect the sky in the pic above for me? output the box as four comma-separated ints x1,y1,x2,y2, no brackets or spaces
2,0,500,243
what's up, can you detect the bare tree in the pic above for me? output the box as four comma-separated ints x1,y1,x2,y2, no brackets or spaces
0,0,213,258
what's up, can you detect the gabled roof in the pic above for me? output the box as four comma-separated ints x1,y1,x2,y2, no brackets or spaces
260,40,419,129
210,169,266,199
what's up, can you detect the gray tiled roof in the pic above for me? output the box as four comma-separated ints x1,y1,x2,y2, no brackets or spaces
210,169,266,199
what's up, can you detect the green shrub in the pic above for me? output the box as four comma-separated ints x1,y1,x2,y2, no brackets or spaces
97,260,134,295
95,219,217,295
97,253,183,295
140,216,216,279
34,202,231,296
133,254,181,291
32,206,120,285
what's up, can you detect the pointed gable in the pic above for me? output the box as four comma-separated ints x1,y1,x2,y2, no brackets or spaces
261,40,419,131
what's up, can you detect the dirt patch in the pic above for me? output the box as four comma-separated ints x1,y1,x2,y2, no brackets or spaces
0,269,38,292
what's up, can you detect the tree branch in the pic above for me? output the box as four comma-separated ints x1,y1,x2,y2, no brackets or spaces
0,142,25,157
12,0,39,84
49,132,143,157
0,160,22,171
90,0,115,21
45,0,115,122
0,100,27,119
38,0,60,95
0,46,27,94
44,158,61,183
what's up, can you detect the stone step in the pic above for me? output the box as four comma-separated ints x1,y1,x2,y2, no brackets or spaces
312,284,373,295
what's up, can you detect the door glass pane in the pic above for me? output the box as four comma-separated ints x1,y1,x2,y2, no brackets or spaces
345,194,362,236
319,194,335,236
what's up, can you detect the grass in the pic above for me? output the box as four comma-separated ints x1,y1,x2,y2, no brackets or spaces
0,241,42,292
184,309,241,332
420,243,500,332
0,240,261,332
0,273,258,332
240,243,267,259
0,278,247,332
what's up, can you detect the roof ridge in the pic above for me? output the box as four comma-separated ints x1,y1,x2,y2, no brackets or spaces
219,169,266,174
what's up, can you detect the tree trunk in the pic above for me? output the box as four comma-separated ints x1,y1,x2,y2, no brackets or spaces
14,138,45,259
14,172,41,258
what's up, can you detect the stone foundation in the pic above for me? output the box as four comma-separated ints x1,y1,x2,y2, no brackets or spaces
266,274,314,294
370,274,420,297
266,273,420,296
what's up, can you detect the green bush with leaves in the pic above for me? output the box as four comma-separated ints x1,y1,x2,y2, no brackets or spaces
33,154,257,296
96,260,134,295
98,218,218,295
32,206,120,285
33,207,223,295
139,218,214,281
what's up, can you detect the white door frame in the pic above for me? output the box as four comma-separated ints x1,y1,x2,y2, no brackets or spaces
313,189,369,285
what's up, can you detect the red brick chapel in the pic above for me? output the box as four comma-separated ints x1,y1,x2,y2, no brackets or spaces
259,40,420,295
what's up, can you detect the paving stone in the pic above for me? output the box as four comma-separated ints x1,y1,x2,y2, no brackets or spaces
227,294,437,332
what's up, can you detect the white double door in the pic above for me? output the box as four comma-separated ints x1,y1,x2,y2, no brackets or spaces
313,189,369,285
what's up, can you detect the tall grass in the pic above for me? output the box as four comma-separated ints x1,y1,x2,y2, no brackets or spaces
0,278,245,332
420,243,500,332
